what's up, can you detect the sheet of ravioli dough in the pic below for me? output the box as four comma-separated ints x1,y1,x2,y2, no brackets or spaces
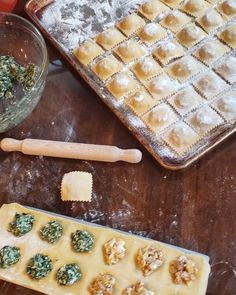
0,204,210,295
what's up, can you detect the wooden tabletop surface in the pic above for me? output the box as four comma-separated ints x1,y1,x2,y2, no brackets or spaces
0,2,235,294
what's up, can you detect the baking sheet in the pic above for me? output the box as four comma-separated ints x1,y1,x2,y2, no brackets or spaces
25,0,236,169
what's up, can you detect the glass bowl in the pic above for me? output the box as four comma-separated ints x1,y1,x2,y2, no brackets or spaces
0,12,48,132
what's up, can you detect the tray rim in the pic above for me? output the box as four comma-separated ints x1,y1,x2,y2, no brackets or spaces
25,0,236,170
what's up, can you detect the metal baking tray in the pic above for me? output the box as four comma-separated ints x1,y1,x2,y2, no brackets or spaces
25,0,236,170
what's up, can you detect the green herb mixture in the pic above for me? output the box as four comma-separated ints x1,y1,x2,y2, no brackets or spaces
56,263,81,286
27,253,52,280
0,55,38,100
9,212,35,237
0,245,20,269
71,230,94,252
40,221,63,244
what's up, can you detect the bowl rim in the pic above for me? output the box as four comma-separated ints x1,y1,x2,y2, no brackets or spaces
0,12,48,99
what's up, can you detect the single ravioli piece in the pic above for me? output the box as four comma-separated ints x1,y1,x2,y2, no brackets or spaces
96,28,126,50
177,24,207,48
186,105,224,135
181,0,211,17
116,14,146,36
103,238,126,265
138,23,167,45
169,256,199,286
153,41,185,65
107,72,139,100
61,171,93,202
9,212,35,237
125,88,157,116
193,71,229,99
132,56,163,81
212,91,236,122
122,281,154,295
193,39,229,65
163,122,200,155
139,0,169,21
218,24,236,48
197,9,224,33
160,10,191,33
73,40,104,65
143,103,178,133
214,55,236,84
166,56,205,82
0,246,20,269
115,39,146,63
136,246,164,276
168,86,204,115
91,55,123,81
218,0,236,19
56,263,81,286
89,273,116,295
146,73,176,100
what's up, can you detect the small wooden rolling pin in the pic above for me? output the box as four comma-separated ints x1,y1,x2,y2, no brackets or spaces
0,138,142,163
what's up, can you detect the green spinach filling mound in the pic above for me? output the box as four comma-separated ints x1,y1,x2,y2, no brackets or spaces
56,263,81,286
71,230,94,252
40,221,63,244
9,213,35,237
27,254,52,280
0,245,20,268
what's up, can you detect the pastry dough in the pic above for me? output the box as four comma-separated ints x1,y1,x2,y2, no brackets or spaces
166,56,205,82
143,103,179,133
218,24,236,48
177,24,207,48
132,56,163,81
96,28,126,50
146,74,176,100
115,39,146,63
138,23,167,45
160,11,191,33
214,55,236,84
212,91,236,122
91,55,123,81
125,88,157,116
107,72,139,99
152,41,185,65
0,203,211,295
168,86,204,115
197,9,224,32
74,40,104,65
139,0,169,21
187,105,224,135
163,122,200,155
61,171,93,202
116,14,146,37
193,39,229,65
193,71,229,99
218,0,236,19
181,0,211,17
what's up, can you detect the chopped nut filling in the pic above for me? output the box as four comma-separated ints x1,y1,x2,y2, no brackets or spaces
136,246,164,276
103,238,126,265
89,273,116,295
169,255,198,285
122,281,154,295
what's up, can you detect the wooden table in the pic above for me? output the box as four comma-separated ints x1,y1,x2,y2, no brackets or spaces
0,2,235,294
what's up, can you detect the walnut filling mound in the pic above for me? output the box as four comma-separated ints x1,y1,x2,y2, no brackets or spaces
169,255,199,286
122,281,154,295
103,238,126,265
136,246,164,276
89,273,116,295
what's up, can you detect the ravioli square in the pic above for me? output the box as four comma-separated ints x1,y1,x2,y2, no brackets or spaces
181,0,211,17
177,24,207,48
217,0,236,20
132,56,163,81
115,39,146,63
214,56,236,84
152,41,185,65
197,9,224,33
139,0,169,21
96,28,126,50
138,23,167,45
186,105,224,135
116,14,146,36
73,40,104,65
160,10,191,33
212,91,236,122
218,25,236,49
143,103,179,133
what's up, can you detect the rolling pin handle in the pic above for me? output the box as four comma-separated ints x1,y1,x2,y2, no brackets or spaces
1,138,22,152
